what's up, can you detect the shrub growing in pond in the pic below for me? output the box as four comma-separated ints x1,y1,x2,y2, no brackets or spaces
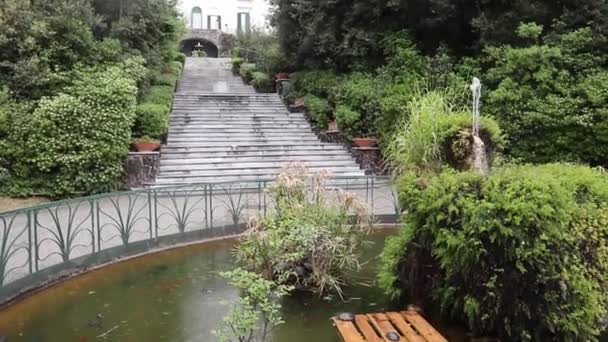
235,164,371,297
214,269,292,342
378,164,608,341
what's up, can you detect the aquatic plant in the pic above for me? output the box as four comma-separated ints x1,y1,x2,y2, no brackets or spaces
234,164,371,298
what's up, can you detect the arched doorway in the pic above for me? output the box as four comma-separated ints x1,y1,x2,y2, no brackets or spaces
181,39,219,58
191,7,203,29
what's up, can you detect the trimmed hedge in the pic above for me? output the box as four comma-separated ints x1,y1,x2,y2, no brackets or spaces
334,105,362,139
379,164,608,341
0,65,138,196
304,94,332,129
132,103,169,139
240,63,257,83
251,72,273,93
231,57,245,74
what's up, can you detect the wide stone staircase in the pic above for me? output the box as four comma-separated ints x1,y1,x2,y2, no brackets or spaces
154,58,364,186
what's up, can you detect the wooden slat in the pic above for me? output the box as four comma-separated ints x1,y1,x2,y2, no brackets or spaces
386,312,426,342
402,311,448,342
355,315,383,342
368,313,406,342
333,318,366,342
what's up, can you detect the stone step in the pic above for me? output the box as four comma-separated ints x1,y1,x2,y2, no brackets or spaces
159,160,360,173
161,144,347,153
160,154,355,165
168,125,313,131
166,137,322,144
168,127,313,133
156,166,364,179
168,119,308,125
168,131,316,138
154,171,367,185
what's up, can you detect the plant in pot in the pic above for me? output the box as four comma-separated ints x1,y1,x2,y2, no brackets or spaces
275,72,289,80
335,105,377,147
133,136,161,152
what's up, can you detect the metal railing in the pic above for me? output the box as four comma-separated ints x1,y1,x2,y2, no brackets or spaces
0,176,399,304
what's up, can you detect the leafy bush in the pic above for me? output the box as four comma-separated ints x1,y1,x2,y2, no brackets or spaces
335,73,381,137
251,72,273,93
334,105,362,139
132,103,169,139
379,164,608,341
232,57,245,74
0,65,138,196
174,52,186,64
304,95,332,129
239,63,257,83
142,85,174,108
234,164,370,297
485,26,608,167
290,70,341,100
214,269,292,342
231,57,245,74
385,92,503,173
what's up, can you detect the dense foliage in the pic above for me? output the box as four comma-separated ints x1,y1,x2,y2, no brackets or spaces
0,63,141,196
0,0,184,197
485,25,608,166
234,164,371,297
378,164,608,340
385,92,503,173
270,0,608,70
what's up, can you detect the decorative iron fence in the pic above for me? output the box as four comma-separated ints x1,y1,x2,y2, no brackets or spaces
0,176,399,304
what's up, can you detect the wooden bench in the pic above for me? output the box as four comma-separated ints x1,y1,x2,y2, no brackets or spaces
332,310,448,342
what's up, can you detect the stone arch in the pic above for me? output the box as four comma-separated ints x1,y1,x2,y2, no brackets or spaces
191,7,203,29
181,29,227,57
181,39,219,58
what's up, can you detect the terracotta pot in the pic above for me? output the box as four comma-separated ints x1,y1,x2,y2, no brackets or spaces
328,121,338,131
352,138,378,148
134,141,160,152
275,72,289,80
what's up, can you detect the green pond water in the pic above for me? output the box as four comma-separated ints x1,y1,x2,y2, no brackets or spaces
0,232,413,342
2,232,603,342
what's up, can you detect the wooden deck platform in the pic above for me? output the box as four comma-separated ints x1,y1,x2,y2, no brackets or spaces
332,310,448,342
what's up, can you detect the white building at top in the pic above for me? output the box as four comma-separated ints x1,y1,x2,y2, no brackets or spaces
177,0,271,35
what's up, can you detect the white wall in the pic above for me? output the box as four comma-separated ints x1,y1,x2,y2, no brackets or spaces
177,0,271,35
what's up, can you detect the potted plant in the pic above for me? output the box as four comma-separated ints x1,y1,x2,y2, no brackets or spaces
275,72,289,80
352,137,378,148
133,136,161,152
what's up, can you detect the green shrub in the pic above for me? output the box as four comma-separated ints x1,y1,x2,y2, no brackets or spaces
334,105,362,139
379,164,608,341
384,92,503,173
0,65,138,197
290,70,341,100
174,52,186,64
335,72,381,137
239,63,257,83
151,71,178,87
231,57,245,74
234,165,371,297
485,26,608,167
132,103,169,139
142,85,174,108
251,72,273,93
304,94,332,129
